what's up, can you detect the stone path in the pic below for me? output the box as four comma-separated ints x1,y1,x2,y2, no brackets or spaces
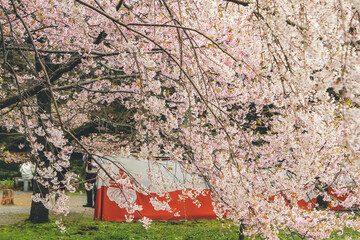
0,190,94,225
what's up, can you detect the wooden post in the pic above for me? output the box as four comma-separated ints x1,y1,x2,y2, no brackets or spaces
1,189,14,205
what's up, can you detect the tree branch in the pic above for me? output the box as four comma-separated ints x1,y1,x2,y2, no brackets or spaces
224,0,251,6
116,0,124,11
0,54,82,110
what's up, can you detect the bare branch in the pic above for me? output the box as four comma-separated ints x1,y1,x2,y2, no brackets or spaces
224,0,251,6
116,0,124,11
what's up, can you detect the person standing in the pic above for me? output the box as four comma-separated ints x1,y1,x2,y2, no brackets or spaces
82,153,98,208
19,160,35,191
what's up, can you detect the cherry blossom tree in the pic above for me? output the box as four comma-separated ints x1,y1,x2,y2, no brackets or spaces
1,0,359,238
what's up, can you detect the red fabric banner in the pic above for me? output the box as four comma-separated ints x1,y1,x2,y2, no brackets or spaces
94,186,218,221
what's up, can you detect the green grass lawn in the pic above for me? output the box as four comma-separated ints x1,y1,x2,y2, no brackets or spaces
0,214,358,240
0,215,241,240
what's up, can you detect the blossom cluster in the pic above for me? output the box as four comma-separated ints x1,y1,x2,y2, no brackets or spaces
0,0,359,238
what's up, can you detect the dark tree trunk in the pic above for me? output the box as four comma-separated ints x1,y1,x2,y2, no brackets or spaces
28,180,49,223
28,89,51,223
26,54,84,223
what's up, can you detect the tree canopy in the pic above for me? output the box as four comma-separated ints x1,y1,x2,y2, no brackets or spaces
1,0,360,238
